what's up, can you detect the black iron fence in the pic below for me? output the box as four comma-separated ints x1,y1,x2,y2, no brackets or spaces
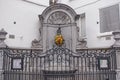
2,47,116,80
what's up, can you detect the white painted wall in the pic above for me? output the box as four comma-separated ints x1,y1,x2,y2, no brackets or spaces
64,0,120,48
0,0,120,48
0,0,45,48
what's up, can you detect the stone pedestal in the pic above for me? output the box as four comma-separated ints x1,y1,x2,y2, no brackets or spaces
112,31,120,80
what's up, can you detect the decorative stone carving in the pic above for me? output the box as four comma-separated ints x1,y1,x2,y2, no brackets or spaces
39,27,43,40
75,15,80,21
39,15,43,47
76,27,87,49
41,4,77,20
76,39,87,49
0,28,7,48
112,30,120,47
47,11,71,25
31,15,43,49
49,0,58,5
38,15,44,23
31,39,42,49
39,3,80,51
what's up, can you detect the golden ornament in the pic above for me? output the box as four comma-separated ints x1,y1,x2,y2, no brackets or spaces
55,34,64,46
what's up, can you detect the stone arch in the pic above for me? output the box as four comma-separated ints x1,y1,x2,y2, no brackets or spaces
41,3,77,23
47,11,71,25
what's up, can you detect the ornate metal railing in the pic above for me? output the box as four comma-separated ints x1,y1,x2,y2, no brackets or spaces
1,47,117,80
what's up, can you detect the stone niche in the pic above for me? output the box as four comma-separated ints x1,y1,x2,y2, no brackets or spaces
32,3,86,52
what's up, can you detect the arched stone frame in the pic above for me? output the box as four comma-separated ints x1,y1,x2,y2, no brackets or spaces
47,11,71,25
42,4,77,21
39,4,78,52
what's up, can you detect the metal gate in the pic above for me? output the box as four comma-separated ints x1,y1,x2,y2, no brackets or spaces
3,47,116,80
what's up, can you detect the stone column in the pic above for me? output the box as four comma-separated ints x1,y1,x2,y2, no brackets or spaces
0,28,7,80
112,30,120,80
